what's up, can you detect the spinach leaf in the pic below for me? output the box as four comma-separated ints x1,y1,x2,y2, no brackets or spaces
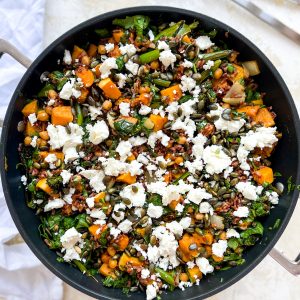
251,200,269,217
75,214,90,229
240,222,264,246
102,274,134,294
114,119,136,136
38,83,55,98
95,28,110,37
227,238,239,250
116,56,125,71
148,194,163,206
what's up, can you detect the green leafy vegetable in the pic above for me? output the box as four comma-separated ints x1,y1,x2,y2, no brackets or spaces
114,119,137,136
154,21,183,41
240,222,264,246
116,56,125,71
148,194,163,206
227,238,240,250
139,49,160,64
37,83,55,98
95,28,110,37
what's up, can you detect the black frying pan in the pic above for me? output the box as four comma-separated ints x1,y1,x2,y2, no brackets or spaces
1,6,300,300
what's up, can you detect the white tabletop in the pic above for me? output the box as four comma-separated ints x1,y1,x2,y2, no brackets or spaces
43,0,300,299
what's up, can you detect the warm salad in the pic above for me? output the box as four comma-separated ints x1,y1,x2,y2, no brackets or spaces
18,15,283,299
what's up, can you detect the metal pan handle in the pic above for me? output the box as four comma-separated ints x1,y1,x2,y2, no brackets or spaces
0,39,299,277
269,248,300,275
0,38,32,128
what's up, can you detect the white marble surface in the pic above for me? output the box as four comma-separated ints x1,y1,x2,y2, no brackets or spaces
43,0,300,299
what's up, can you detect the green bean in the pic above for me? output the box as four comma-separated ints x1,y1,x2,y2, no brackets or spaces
200,59,222,83
139,49,160,64
75,103,83,126
153,78,171,87
177,21,199,36
155,267,175,286
199,50,232,61
154,21,183,42
173,171,191,185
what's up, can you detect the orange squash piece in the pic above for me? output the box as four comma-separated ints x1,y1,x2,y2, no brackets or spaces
75,66,94,87
116,116,138,125
51,106,73,126
22,100,38,116
87,44,98,57
253,108,275,127
230,64,245,82
39,151,64,162
188,266,202,282
161,84,182,103
36,178,54,196
253,166,274,185
113,29,124,43
99,263,116,278
89,224,107,239
118,253,144,271
116,173,137,184
132,93,152,107
237,105,260,119
77,87,89,103
182,35,192,43
72,45,86,61
109,45,121,58
149,114,168,131
94,192,106,203
98,78,121,100
25,122,38,136
113,234,129,251
212,254,224,262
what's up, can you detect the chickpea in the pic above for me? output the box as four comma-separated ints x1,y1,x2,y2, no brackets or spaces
48,89,58,99
219,231,227,240
98,45,106,55
195,212,204,220
213,68,223,80
81,55,90,66
39,131,49,140
139,86,151,94
45,106,53,115
179,273,189,282
150,60,160,70
24,136,32,146
37,110,49,122
108,259,118,269
174,156,184,165
107,246,116,257
102,100,112,110
39,139,48,147
178,136,187,145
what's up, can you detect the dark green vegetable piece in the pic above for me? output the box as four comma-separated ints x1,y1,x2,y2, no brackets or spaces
178,95,193,104
38,83,55,98
154,21,183,41
116,56,125,71
177,21,199,36
95,28,110,37
200,59,222,82
102,274,133,294
75,103,83,126
139,49,160,64
240,222,264,246
153,78,171,87
173,172,191,185
155,267,175,286
75,214,90,229
112,15,150,38
227,238,240,250
199,50,232,61
47,175,63,190
148,194,163,206
114,119,136,135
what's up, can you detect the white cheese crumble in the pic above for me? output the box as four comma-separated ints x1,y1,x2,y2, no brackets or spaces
195,36,215,50
141,268,150,279
202,145,232,174
105,43,115,53
266,191,279,205
112,203,126,223
28,113,37,126
59,78,81,100
196,257,214,275
203,60,214,70
148,30,155,41
147,203,163,218
148,130,170,148
115,73,127,88
86,197,95,208
159,49,176,68
110,227,121,239
182,59,194,68
226,228,240,238
60,170,72,185
210,104,246,133
63,49,72,65
88,106,102,120
125,60,139,75
146,283,157,300
157,40,169,50
63,188,75,204
99,57,118,79
45,153,57,169
119,102,130,116
118,219,133,233
237,127,278,170
60,227,82,249
139,104,152,115
21,175,27,186
199,202,214,215
116,140,132,161
212,240,228,257
236,181,259,200
119,44,136,57
79,169,105,193
171,117,196,139
44,198,65,212
30,136,38,147
119,183,146,207
180,75,196,92
187,188,212,205
166,221,184,237
86,120,109,145
233,206,250,218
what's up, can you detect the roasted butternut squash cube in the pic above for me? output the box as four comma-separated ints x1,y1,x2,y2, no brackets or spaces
51,106,73,126
98,78,121,100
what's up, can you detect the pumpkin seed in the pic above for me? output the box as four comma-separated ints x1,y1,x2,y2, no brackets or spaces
87,96,96,106
221,108,232,121
150,235,157,245
33,162,41,169
17,121,25,132
217,186,227,196
131,185,138,193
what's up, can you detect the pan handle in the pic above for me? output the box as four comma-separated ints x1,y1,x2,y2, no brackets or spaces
269,248,300,275
0,39,32,128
